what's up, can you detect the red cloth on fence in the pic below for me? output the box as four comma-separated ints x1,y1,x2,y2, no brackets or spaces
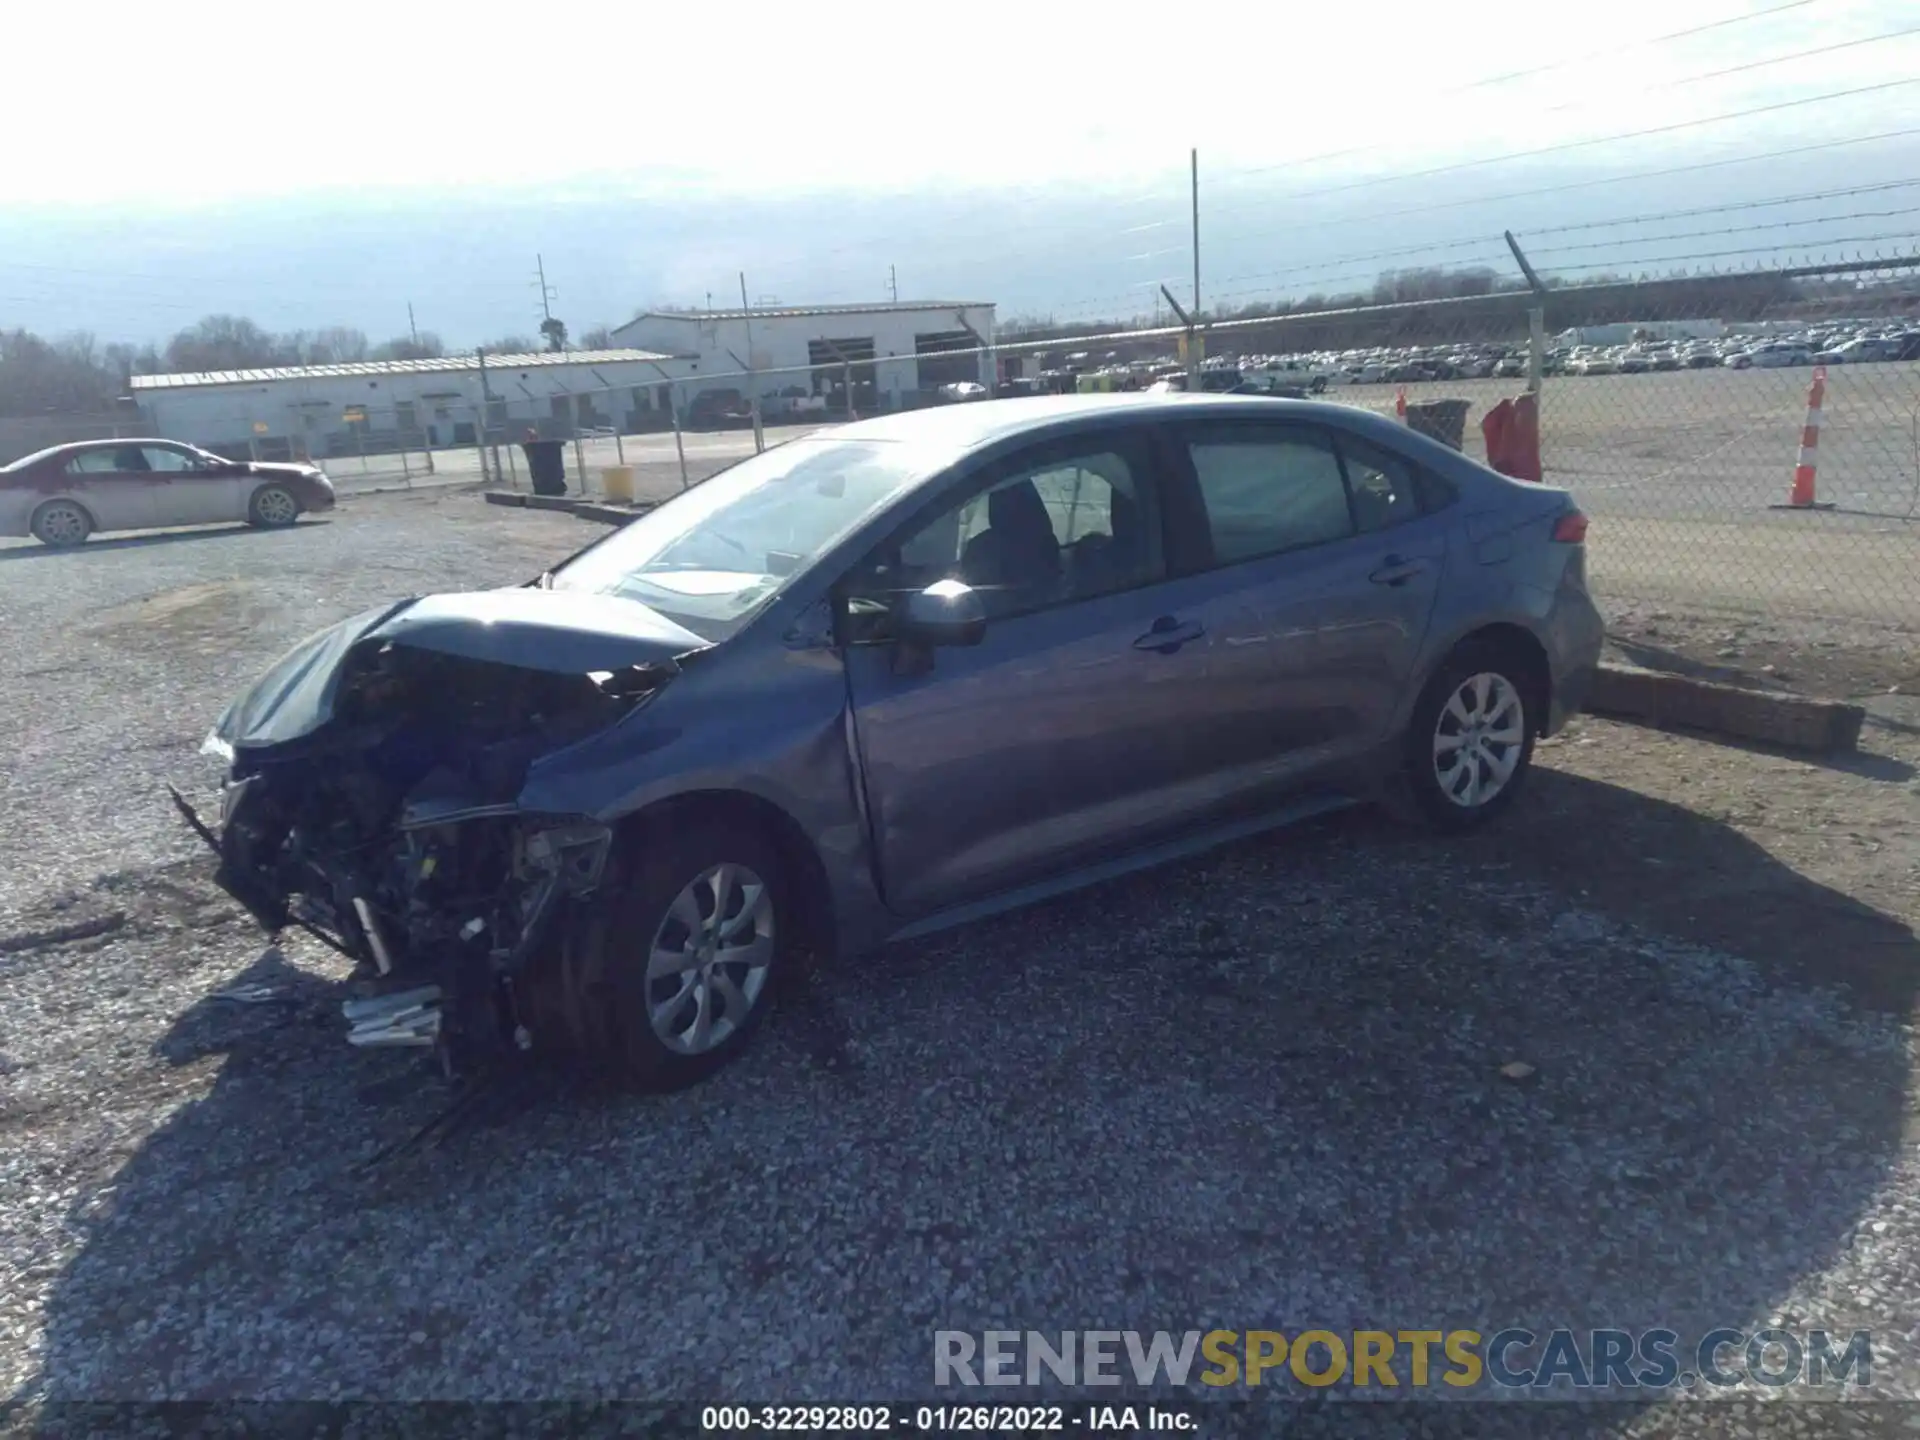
1481,391,1542,482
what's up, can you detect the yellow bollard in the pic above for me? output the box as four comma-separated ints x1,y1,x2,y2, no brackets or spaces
601,465,635,503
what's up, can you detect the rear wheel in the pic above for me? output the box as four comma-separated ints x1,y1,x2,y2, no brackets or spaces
248,484,300,528
549,816,787,1087
1404,644,1538,832
31,499,93,547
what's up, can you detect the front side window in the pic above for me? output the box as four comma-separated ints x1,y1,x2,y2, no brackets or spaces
549,436,938,640
853,441,1163,622
140,446,197,473
1185,428,1353,565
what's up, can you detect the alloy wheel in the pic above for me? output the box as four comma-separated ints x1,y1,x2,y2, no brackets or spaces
254,487,299,525
1432,672,1526,809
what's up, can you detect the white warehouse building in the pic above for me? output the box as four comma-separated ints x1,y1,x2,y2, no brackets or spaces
610,300,998,417
129,348,702,462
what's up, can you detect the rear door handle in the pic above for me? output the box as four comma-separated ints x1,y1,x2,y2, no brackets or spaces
1134,616,1205,653
1369,555,1427,586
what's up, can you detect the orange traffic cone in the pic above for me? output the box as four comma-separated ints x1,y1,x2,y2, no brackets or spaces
1771,365,1835,511
1395,386,1407,422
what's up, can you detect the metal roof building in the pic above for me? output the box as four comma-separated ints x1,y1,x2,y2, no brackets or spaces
128,347,681,391
609,300,999,414
128,348,703,459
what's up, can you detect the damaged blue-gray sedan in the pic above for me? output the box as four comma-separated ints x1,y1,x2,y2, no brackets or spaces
173,394,1603,1085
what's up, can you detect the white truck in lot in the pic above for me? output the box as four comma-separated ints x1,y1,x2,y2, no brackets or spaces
1241,358,1335,393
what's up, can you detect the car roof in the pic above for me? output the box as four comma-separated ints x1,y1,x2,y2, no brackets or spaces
819,392,1411,455
1,439,206,480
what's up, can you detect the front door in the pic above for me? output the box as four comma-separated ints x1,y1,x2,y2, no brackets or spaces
141,444,247,525
842,427,1198,918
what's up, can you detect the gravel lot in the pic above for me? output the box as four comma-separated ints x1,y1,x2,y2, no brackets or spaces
2,488,1918,1433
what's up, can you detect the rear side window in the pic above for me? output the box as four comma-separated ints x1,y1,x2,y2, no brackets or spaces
1335,435,1423,534
63,450,120,475
1185,430,1353,565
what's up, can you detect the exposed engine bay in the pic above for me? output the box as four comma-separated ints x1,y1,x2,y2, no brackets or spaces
169,591,699,1077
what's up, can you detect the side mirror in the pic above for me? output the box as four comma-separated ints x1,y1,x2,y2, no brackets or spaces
898,579,986,648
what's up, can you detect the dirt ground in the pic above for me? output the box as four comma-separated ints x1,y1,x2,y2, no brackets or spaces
2,489,1918,1427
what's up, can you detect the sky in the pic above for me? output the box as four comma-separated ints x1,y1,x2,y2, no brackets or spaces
3,0,1917,346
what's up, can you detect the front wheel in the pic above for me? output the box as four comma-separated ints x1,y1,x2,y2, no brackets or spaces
248,484,301,528
1403,647,1537,832
552,817,787,1087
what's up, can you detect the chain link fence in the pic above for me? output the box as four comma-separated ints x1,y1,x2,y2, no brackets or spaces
14,259,1914,628
456,258,1916,629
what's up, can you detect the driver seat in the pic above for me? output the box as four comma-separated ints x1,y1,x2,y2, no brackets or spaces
961,479,1061,612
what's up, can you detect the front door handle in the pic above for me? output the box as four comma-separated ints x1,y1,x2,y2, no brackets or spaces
1369,555,1427,586
1134,616,1205,653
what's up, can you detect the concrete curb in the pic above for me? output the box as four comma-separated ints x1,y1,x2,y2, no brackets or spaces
1587,661,1866,754
572,501,655,526
482,491,654,526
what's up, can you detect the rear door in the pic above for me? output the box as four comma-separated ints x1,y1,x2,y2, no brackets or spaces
1162,417,1451,779
57,446,158,533
141,444,247,525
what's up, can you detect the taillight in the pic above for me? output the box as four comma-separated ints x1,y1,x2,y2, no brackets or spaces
1552,510,1588,543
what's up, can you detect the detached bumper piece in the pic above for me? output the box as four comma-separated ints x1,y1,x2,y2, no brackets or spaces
343,986,443,1048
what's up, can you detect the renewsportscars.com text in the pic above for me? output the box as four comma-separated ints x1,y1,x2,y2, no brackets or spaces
934,1328,1873,1391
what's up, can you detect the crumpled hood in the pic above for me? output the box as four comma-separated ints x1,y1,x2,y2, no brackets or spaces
210,588,708,752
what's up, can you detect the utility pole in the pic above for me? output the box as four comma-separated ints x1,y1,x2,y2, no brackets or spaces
889,264,898,303
535,255,555,324
739,272,764,453
476,346,498,485
408,302,419,348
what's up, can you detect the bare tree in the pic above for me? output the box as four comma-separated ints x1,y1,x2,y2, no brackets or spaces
371,332,446,361
481,335,537,355
307,326,371,364
579,324,615,350
164,315,287,373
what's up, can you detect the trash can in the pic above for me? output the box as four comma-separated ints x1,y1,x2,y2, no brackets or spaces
1405,398,1472,451
601,465,635,502
522,438,567,496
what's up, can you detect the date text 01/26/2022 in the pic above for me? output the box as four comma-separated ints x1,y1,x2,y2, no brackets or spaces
700,1405,1197,1432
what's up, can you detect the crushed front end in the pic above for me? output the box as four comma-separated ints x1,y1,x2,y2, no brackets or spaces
169,591,701,1076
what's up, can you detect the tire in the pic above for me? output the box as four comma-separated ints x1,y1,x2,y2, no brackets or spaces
247,484,301,528
1403,643,1538,832
31,499,93,547
553,815,787,1087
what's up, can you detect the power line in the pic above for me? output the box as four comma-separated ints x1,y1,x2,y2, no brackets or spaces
810,8,1861,271
1453,0,1815,93
1207,12,1882,191
1216,80,1919,209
